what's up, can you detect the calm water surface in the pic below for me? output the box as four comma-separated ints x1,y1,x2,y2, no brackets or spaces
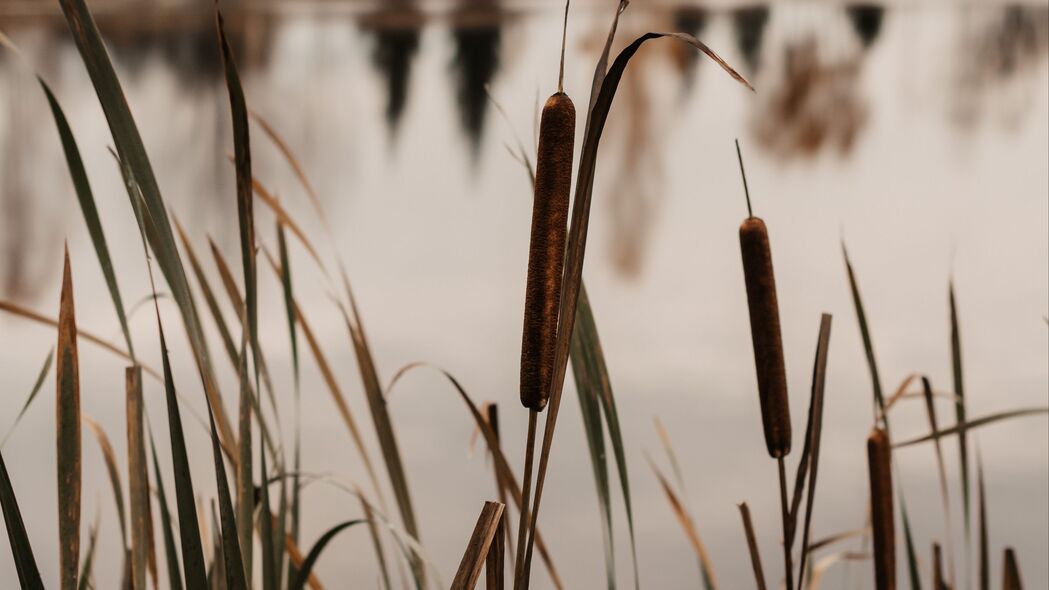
0,2,1047,587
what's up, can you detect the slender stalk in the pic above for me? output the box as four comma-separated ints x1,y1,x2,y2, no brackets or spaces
739,503,767,590
736,139,753,218
512,411,538,590
778,457,794,590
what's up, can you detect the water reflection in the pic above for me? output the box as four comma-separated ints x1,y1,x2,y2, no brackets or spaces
362,2,423,134
732,5,770,73
846,3,885,49
950,4,1049,131
449,0,504,154
671,6,709,88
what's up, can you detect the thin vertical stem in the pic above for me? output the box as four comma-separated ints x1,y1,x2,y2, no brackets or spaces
735,138,754,218
778,457,794,590
512,410,538,590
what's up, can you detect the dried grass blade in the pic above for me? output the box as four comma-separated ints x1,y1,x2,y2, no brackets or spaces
452,502,505,590
205,398,247,590
805,528,868,554
77,512,100,590
336,269,422,583
56,0,235,455
893,408,1049,448
289,520,369,590
1,348,54,448
40,78,134,359
0,450,44,588
0,301,160,380
259,249,384,518
523,12,752,583
83,416,128,550
648,457,716,589
57,250,82,590
738,503,767,590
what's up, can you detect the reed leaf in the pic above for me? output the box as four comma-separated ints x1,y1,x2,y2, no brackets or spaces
204,391,248,590
452,502,505,590
216,13,258,575
1,348,54,448
289,520,369,590
260,442,277,590
842,246,887,423
921,376,956,585
900,495,923,590
521,0,752,578
150,432,185,590
0,450,44,588
158,325,209,588
949,284,970,537
126,366,154,590
977,449,989,590
894,408,1049,448
794,314,833,589
40,78,134,360
56,249,82,590
571,282,639,589
56,0,235,456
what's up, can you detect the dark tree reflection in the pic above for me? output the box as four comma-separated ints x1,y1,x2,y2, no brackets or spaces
733,5,770,73
450,2,502,156
362,3,423,135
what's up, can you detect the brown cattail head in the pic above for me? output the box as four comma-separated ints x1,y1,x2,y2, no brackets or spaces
867,427,896,590
1002,547,1023,590
520,92,576,411
739,216,791,457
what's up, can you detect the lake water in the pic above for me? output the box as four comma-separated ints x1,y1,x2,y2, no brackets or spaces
1,1,1047,588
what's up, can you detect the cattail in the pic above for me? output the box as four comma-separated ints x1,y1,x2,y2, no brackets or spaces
519,92,575,411
1002,548,1023,590
867,427,895,590
737,141,790,457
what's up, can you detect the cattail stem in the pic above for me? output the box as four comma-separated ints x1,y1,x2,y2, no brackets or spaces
777,457,795,590
736,138,753,218
557,0,570,93
512,410,538,590
868,427,896,590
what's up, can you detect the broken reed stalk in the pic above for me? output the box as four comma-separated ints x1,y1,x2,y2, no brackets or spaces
486,508,507,590
736,140,791,459
1002,548,1022,590
867,427,896,590
487,404,515,571
452,501,506,590
933,543,947,590
515,3,576,588
738,503,768,590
